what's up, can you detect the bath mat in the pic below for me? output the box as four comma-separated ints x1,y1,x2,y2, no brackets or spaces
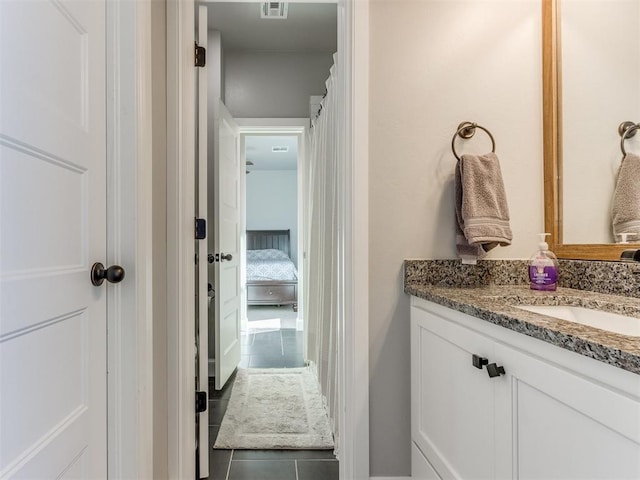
213,367,334,450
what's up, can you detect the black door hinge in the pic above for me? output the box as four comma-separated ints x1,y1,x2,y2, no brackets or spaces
195,43,206,67
195,391,207,413
195,218,206,240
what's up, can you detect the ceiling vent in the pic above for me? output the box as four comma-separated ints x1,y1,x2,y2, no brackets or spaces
272,146,289,153
261,2,288,19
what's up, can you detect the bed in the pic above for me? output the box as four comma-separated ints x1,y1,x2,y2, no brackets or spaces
246,229,298,312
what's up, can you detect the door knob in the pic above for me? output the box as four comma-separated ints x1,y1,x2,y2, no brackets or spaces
472,354,489,369
220,253,233,261
486,363,506,378
91,262,125,286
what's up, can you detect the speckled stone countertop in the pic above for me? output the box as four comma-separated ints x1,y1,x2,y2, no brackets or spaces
404,260,640,375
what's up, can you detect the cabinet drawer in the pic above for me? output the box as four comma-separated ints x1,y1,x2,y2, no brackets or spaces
247,284,296,303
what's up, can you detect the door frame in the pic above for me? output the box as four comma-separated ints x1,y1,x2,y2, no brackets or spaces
166,0,370,478
237,119,308,334
166,0,198,478
106,1,154,478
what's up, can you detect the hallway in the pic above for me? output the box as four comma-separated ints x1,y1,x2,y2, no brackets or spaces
239,305,304,369
206,306,338,480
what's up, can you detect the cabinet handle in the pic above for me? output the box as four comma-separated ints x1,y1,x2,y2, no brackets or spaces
472,354,488,369
486,363,506,378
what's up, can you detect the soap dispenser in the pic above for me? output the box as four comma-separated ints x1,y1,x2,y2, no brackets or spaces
529,233,559,291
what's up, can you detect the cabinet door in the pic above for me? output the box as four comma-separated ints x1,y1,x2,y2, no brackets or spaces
412,442,442,480
495,343,640,479
411,305,496,479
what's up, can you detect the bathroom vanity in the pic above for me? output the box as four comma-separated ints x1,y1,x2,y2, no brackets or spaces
405,260,640,480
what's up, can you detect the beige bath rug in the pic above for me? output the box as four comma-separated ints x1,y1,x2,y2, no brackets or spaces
213,367,334,450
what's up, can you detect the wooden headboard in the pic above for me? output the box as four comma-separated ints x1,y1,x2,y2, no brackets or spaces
246,230,291,257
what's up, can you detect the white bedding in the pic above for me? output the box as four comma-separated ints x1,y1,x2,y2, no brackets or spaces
246,249,298,282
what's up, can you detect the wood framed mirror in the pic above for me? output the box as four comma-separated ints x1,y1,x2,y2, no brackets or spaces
542,0,640,260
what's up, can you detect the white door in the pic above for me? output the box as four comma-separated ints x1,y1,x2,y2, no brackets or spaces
213,101,241,390
195,5,209,478
0,0,108,478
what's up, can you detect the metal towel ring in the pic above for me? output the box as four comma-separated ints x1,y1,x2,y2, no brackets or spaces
451,122,496,161
620,122,640,156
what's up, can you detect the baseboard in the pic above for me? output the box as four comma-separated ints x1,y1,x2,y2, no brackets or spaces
370,477,411,480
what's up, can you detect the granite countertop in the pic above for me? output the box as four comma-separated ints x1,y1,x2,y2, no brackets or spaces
404,260,640,375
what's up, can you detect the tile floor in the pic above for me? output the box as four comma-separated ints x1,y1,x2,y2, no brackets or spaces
205,306,338,480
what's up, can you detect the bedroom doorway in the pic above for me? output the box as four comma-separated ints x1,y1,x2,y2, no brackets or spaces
242,134,303,368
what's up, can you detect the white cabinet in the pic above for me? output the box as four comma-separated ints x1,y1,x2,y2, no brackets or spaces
496,343,640,479
411,296,640,480
411,303,497,479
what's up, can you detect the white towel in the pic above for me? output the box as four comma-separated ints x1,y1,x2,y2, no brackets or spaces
612,153,640,238
455,152,512,263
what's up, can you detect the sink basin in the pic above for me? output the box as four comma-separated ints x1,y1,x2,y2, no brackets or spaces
515,305,640,337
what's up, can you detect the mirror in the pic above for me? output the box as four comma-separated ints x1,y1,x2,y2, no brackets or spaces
543,0,640,260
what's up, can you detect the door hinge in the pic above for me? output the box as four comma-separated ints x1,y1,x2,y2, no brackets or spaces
195,218,206,240
195,391,207,413
195,43,206,67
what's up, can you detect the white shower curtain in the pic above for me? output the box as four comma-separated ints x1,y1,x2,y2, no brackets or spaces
305,59,340,453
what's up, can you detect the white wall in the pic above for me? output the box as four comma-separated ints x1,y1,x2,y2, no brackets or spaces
224,51,334,118
369,1,543,476
246,170,298,265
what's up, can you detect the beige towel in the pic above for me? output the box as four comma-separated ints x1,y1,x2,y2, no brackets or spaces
455,152,512,263
612,153,640,238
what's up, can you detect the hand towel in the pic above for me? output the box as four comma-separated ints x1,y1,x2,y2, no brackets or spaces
612,153,640,238
455,152,512,263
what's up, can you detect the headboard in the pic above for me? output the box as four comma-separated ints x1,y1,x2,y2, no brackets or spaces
246,230,291,258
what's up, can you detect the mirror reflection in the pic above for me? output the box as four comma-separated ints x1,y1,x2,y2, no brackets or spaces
560,0,640,244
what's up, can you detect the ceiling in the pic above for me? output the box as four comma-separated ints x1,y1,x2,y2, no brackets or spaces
205,2,337,52
245,136,298,171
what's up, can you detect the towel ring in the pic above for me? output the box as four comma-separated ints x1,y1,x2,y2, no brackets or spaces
451,122,496,161
620,122,640,156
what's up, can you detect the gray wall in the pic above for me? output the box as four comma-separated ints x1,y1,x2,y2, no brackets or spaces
369,0,544,475
224,51,334,118
246,170,298,265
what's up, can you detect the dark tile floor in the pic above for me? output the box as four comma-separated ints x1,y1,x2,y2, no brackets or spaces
205,324,338,480
239,328,306,369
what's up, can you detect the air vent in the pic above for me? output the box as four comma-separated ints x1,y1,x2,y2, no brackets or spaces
272,146,289,153
261,2,288,19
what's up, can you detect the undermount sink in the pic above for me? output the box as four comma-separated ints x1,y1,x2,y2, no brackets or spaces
515,305,640,337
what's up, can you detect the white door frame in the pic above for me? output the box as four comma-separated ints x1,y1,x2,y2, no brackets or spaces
237,118,308,334
166,0,198,478
106,1,154,478
165,1,370,478
336,1,370,477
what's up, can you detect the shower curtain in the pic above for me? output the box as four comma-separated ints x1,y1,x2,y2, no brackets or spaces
305,59,340,453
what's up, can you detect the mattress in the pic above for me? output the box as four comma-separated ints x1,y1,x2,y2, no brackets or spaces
246,249,298,282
